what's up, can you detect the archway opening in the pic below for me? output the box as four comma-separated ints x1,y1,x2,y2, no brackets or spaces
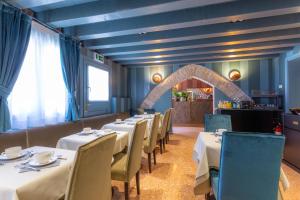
141,64,252,109
172,77,214,126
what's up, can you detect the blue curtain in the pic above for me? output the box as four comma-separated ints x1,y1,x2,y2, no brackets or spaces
0,3,32,131
59,36,80,121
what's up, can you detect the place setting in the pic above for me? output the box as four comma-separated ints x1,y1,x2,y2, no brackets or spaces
0,146,33,164
114,118,126,124
14,151,68,173
212,129,227,143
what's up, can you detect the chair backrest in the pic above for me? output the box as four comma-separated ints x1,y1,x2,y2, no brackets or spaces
218,132,285,200
166,108,173,132
137,108,144,115
160,109,171,138
127,120,147,180
204,114,232,132
65,133,117,200
147,113,161,151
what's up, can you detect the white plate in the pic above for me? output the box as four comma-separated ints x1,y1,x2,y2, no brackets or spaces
78,130,96,135
0,151,27,161
29,156,57,167
114,121,125,124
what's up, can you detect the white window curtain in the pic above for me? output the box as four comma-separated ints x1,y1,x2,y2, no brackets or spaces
8,22,67,129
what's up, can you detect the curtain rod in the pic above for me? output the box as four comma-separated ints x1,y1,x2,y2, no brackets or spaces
2,0,81,43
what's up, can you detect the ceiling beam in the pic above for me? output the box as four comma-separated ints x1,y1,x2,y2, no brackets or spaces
124,54,279,67
99,28,300,56
120,49,288,65
111,40,300,61
9,0,66,8
68,0,300,40
37,0,233,27
84,13,300,49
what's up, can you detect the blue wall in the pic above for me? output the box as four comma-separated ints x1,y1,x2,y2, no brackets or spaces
279,45,300,112
128,58,282,112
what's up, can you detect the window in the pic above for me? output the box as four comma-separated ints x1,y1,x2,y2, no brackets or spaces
8,22,66,129
88,66,109,101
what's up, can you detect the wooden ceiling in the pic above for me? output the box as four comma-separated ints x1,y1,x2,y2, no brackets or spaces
10,0,300,67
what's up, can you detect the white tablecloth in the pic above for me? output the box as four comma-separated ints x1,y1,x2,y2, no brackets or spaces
193,132,289,198
102,120,151,144
56,130,128,155
0,146,75,200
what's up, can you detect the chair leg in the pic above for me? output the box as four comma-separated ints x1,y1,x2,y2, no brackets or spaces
205,193,210,200
124,182,129,200
165,132,169,144
163,138,166,151
159,139,163,154
147,153,152,173
153,149,156,165
136,171,140,195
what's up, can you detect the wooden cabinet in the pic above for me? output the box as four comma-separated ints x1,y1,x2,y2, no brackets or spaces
284,114,300,170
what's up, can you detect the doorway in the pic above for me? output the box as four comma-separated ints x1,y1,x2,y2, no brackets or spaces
172,78,213,127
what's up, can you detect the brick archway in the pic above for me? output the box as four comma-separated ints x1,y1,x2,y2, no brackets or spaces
140,64,252,109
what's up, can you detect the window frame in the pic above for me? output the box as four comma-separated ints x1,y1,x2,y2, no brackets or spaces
87,65,110,102
81,56,112,117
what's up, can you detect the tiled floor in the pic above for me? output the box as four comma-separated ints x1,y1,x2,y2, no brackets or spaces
112,126,300,200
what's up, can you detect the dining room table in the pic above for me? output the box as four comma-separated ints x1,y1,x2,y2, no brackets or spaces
0,146,75,200
193,132,290,200
101,115,153,143
56,130,128,155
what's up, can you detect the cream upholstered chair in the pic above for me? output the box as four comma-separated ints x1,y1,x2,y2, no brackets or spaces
143,113,160,173
64,133,117,200
157,109,171,154
165,108,173,143
111,120,147,200
137,108,144,115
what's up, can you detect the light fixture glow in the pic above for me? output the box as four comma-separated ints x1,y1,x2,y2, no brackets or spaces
152,73,163,84
228,69,241,81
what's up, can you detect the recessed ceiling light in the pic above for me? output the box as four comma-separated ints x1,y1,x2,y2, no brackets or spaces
230,18,244,23
228,55,237,58
154,60,162,63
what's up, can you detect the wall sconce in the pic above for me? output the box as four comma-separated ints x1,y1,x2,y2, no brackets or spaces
228,69,241,81
152,73,163,84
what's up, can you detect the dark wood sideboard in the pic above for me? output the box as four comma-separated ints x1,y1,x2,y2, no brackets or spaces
283,114,300,170
217,108,282,133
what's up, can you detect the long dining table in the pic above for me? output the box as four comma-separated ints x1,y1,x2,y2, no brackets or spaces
0,146,75,200
193,132,290,200
0,114,156,200
56,130,128,155
101,114,154,143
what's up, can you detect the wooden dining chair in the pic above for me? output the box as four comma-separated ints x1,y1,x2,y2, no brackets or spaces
204,114,232,132
64,133,117,200
111,120,147,200
209,132,285,200
143,113,160,173
157,109,171,154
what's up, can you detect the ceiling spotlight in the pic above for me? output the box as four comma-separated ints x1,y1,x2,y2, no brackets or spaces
228,55,237,58
230,18,244,23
